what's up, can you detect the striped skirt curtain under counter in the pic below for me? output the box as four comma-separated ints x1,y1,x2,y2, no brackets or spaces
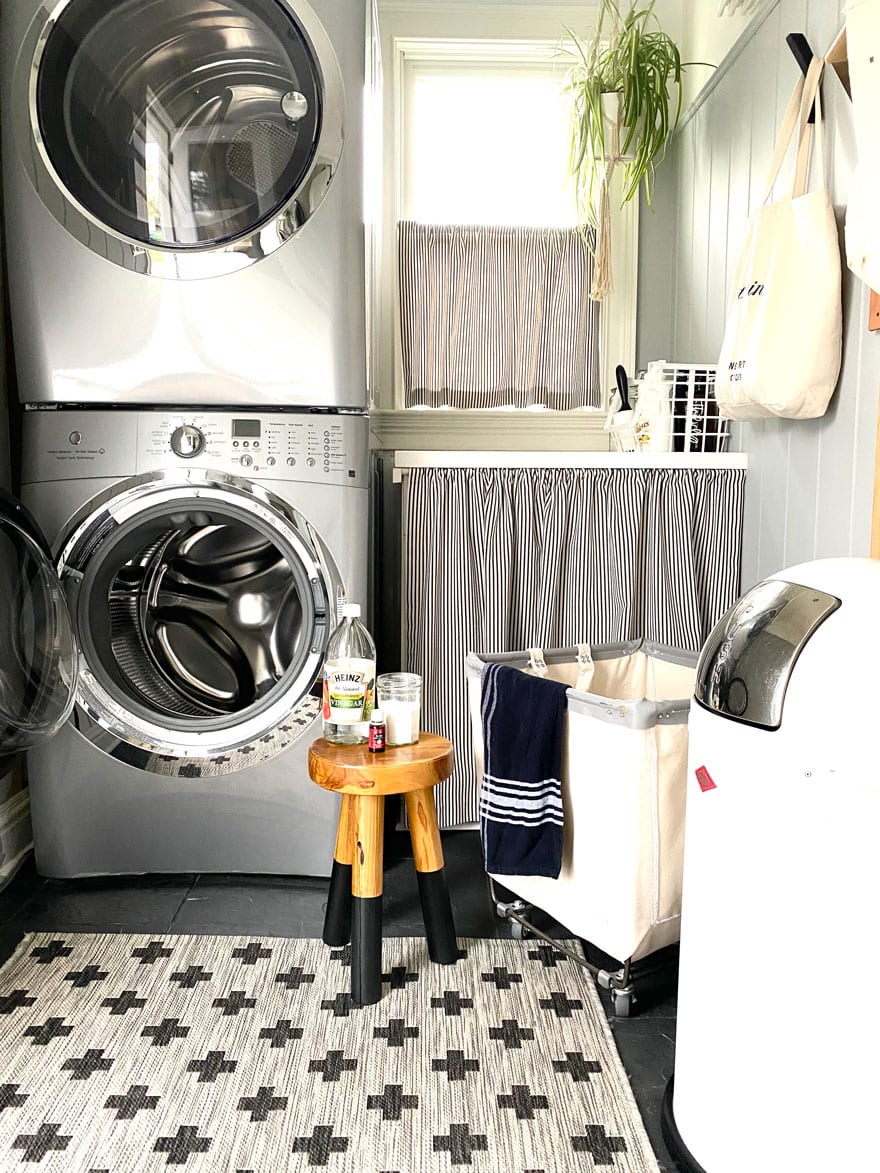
398,223,601,409
403,465,746,827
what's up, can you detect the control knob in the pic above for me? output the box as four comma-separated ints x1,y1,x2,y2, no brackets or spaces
170,424,205,459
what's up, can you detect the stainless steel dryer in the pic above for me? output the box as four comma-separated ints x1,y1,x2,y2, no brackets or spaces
0,0,367,407
5,407,369,877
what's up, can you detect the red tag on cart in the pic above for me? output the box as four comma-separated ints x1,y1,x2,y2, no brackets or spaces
695,766,717,792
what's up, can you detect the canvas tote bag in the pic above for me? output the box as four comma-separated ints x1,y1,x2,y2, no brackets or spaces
844,0,880,290
715,57,842,420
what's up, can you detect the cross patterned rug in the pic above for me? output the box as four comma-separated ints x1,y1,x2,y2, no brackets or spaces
0,933,659,1172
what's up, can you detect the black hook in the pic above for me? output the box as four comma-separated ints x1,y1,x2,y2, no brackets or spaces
786,32,817,123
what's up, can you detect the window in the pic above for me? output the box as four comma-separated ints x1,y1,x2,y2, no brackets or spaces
402,53,576,227
372,4,636,447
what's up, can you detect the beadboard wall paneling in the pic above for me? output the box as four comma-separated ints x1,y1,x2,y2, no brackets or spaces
638,0,879,589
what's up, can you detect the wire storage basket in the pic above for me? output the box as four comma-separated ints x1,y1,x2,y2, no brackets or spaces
631,361,729,453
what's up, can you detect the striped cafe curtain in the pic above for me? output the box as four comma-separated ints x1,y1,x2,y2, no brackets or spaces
403,465,746,827
398,223,601,409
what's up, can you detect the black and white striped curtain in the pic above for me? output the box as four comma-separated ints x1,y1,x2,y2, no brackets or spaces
403,466,746,827
398,223,601,409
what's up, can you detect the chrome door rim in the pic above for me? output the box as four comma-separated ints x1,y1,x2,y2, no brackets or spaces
17,0,345,279
56,470,336,773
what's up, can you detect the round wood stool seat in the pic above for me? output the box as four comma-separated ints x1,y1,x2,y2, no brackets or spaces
308,733,458,1006
308,733,454,795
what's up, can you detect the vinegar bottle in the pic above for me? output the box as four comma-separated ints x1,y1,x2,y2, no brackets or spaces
322,603,376,745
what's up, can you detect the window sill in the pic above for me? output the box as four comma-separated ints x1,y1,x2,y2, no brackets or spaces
369,408,611,452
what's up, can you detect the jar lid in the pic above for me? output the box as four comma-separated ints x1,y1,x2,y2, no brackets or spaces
376,672,421,687
341,602,361,618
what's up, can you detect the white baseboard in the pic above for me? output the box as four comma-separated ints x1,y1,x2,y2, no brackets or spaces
0,790,33,889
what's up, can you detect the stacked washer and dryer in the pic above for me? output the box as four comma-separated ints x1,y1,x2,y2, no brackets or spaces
0,0,369,876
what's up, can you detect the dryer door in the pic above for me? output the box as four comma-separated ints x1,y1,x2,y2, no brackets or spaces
55,471,339,776
27,0,344,276
0,492,78,765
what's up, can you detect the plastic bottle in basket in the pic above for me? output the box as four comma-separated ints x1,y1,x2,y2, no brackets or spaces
322,603,376,745
632,365,672,451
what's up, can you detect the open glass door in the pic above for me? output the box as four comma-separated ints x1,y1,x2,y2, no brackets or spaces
0,493,77,763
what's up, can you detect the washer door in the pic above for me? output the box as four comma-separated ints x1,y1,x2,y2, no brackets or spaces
56,472,338,775
0,493,77,764
27,0,343,277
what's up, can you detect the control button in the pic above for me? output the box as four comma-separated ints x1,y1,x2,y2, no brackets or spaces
240,453,253,468
287,457,296,466
267,456,276,466
253,441,260,449
243,441,249,448
306,457,316,468
170,424,205,459
68,430,82,446
233,440,239,447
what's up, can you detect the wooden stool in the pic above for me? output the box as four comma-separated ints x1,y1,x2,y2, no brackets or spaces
308,733,457,1005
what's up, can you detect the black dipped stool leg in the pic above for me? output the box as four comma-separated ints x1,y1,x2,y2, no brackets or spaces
322,795,354,947
405,787,458,965
416,868,458,964
350,794,384,1006
323,860,353,947
351,896,383,1005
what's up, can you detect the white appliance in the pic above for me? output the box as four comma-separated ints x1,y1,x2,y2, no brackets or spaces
664,557,880,1173
0,0,367,408
1,407,369,878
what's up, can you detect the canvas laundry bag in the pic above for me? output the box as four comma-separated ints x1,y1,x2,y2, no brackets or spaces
844,0,880,290
715,57,842,420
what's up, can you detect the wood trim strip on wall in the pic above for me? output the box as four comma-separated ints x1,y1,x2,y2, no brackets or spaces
677,0,780,132
872,388,880,558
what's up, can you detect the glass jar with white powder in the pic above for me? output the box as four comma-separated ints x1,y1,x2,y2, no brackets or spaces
376,673,421,746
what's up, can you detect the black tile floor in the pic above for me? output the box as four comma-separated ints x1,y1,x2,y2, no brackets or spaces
0,831,679,1171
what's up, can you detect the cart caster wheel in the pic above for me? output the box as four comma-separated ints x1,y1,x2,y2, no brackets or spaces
610,988,633,1017
495,898,528,921
510,920,529,940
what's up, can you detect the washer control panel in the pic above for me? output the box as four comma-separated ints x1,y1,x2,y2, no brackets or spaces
22,410,369,489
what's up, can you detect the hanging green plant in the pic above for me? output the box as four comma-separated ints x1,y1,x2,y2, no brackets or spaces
562,0,697,299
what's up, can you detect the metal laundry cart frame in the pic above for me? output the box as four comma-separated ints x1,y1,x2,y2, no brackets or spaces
489,878,639,1015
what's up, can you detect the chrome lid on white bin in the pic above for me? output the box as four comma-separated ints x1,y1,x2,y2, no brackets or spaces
695,578,840,730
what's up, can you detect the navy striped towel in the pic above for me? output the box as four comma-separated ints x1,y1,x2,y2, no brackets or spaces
479,662,569,879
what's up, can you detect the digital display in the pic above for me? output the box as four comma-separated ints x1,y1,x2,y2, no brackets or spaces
232,419,261,438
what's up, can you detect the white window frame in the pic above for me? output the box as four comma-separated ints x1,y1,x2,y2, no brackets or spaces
370,2,637,451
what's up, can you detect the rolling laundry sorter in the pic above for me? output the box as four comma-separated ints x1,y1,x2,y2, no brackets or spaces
467,640,698,1015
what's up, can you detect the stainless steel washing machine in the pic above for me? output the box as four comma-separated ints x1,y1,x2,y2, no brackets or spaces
4,407,369,877
0,0,367,407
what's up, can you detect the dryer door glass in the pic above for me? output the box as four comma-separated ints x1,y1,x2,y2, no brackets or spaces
57,475,335,775
36,0,323,248
0,509,77,756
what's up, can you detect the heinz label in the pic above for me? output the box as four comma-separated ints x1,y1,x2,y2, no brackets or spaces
322,659,375,724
